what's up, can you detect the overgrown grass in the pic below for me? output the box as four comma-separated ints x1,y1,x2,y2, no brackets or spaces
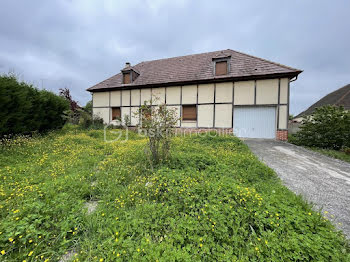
1,130,349,261
308,147,350,163
288,134,350,163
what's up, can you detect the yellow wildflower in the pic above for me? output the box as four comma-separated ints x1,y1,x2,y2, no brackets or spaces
28,251,33,256
1,250,5,255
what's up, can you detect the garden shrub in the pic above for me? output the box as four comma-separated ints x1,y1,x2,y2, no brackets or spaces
0,74,69,136
294,105,350,150
137,100,179,167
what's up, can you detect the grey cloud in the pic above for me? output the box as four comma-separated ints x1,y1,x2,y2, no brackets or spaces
0,0,349,114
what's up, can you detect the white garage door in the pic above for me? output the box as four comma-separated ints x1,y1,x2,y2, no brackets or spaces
233,107,276,139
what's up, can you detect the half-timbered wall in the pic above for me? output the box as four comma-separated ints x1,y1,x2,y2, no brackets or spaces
92,78,289,130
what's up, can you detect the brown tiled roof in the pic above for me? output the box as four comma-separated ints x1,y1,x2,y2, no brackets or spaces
295,84,350,118
87,49,302,91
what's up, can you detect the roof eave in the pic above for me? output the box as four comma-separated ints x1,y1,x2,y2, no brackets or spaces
87,71,302,92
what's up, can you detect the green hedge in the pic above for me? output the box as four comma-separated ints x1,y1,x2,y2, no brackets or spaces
293,106,350,150
0,74,69,136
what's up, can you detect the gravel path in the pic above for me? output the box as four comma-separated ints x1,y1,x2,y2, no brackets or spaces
243,139,350,238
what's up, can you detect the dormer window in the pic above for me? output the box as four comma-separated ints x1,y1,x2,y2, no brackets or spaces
121,62,139,84
123,72,131,84
215,61,228,76
213,55,230,76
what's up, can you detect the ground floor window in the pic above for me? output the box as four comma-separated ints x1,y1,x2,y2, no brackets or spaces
182,105,197,121
111,107,121,120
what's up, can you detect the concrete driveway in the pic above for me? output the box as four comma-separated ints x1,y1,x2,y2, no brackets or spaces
243,139,350,238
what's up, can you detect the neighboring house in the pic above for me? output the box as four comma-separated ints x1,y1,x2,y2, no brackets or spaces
87,49,302,140
294,84,350,122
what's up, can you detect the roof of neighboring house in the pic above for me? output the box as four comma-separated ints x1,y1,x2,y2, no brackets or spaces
295,84,350,118
87,49,302,92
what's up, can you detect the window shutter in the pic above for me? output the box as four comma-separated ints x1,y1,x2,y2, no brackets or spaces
182,105,197,121
112,107,121,120
215,61,227,76
123,73,131,84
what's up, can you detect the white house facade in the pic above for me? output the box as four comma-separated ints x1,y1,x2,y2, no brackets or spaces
88,49,302,140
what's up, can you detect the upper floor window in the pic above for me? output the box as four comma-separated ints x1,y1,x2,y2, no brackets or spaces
123,72,131,84
215,61,228,76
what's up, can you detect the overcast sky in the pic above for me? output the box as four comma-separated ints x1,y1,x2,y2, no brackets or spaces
0,0,349,115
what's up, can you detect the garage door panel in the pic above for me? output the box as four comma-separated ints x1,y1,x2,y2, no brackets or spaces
233,107,276,139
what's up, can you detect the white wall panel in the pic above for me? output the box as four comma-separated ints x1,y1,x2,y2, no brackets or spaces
216,82,233,103
215,104,232,128
198,83,214,103
130,107,139,126
141,88,151,105
110,91,121,107
131,89,140,106
152,87,165,105
278,105,288,129
234,81,255,105
122,90,130,106
166,86,181,104
167,105,181,127
181,121,196,128
280,78,289,104
198,104,214,127
256,79,278,104
93,92,109,107
121,107,131,124
182,85,197,104
93,107,109,123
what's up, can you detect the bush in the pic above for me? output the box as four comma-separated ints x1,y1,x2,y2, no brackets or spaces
60,95,104,130
294,105,350,150
137,100,179,167
0,74,69,137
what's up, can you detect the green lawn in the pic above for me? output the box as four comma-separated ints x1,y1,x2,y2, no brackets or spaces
0,130,349,261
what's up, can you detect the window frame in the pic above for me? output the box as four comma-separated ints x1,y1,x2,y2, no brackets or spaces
182,104,197,121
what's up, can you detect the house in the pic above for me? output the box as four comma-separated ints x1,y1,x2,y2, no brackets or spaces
87,49,302,140
294,84,350,122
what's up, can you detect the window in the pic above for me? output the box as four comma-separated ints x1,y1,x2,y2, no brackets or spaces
215,61,228,76
123,72,131,84
112,107,121,120
142,105,152,119
182,105,197,121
